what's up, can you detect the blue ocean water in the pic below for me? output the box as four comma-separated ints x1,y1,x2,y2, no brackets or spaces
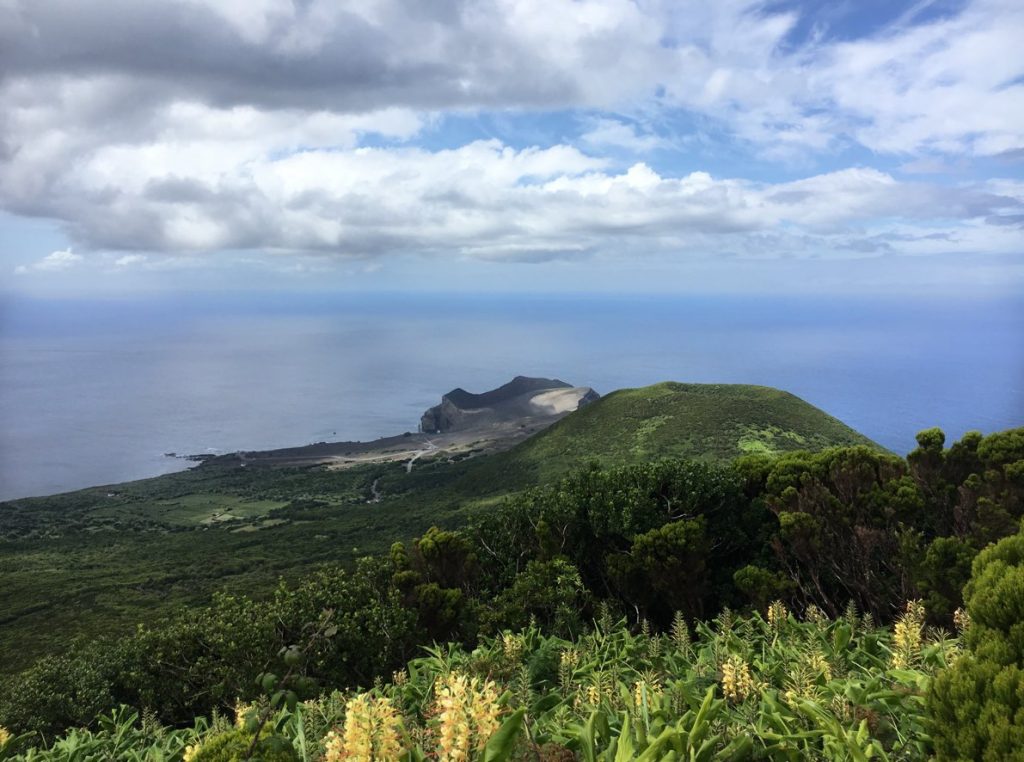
1,292,1021,501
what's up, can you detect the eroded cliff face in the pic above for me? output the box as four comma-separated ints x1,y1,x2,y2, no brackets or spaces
419,397,468,433
420,376,599,433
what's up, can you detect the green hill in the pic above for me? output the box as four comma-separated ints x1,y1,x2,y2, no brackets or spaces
0,381,883,676
463,382,884,487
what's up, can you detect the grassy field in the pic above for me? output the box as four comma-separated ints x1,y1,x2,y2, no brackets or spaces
0,383,882,675
457,382,885,489
0,456,510,674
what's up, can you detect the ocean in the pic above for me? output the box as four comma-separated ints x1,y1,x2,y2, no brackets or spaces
1,292,1022,501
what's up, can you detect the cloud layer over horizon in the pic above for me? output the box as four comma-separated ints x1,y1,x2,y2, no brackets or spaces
1,0,1022,289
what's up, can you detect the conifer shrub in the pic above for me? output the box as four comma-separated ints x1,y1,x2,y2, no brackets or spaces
482,558,589,636
929,521,1024,760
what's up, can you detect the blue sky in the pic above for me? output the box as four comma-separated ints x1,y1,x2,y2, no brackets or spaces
0,0,1021,296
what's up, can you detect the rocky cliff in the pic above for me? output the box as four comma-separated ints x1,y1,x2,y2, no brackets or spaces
420,376,599,433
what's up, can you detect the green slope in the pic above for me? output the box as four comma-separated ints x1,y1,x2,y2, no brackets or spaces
461,382,884,488
0,381,882,675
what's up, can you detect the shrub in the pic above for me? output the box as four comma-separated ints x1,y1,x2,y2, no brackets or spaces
929,521,1024,760
483,558,589,636
192,728,299,762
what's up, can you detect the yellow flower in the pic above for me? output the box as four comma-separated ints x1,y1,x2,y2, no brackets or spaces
767,600,788,631
501,633,524,662
436,673,472,762
782,663,820,705
582,670,612,707
891,600,925,669
233,701,255,730
953,607,971,635
804,605,827,627
0,727,12,747
323,729,344,762
558,648,580,691
721,655,756,703
342,694,374,760
371,697,404,760
830,695,854,723
809,650,833,682
334,693,404,761
468,677,501,751
182,742,200,762
632,675,663,711
434,672,503,761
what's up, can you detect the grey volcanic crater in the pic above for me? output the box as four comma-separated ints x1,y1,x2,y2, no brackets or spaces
420,376,600,433
206,377,599,471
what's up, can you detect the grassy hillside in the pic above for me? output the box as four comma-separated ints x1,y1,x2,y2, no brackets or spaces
0,460,483,675
4,422,1021,752
462,382,885,488
0,382,881,675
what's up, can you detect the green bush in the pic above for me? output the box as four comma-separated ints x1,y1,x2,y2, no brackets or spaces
483,558,589,636
929,522,1024,760
914,535,976,623
0,648,117,739
192,729,299,762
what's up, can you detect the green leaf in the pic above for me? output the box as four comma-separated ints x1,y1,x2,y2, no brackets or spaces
720,734,754,761
481,708,526,762
688,685,719,748
833,623,853,653
579,710,604,762
614,715,635,762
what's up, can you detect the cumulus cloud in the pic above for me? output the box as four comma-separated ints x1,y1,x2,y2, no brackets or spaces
0,0,663,112
8,135,1019,263
0,0,1021,267
1,1,1020,153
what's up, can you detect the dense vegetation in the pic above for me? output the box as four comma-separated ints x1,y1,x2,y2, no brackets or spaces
0,600,968,761
0,383,886,675
1,422,1022,759
929,523,1024,759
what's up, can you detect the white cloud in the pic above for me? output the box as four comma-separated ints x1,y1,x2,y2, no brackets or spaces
113,254,147,267
818,0,1024,156
0,0,1021,273
1,0,1020,165
653,0,1024,156
14,247,83,273
6,137,1016,264
579,118,668,153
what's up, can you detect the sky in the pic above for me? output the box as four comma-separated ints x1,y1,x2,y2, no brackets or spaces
1,0,1022,296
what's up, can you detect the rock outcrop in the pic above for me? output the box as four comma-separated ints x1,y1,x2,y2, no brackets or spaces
420,376,599,433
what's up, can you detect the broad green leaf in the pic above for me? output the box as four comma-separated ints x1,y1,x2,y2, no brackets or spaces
482,708,526,762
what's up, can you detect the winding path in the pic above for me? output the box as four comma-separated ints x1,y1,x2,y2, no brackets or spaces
367,478,383,504
405,439,439,473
